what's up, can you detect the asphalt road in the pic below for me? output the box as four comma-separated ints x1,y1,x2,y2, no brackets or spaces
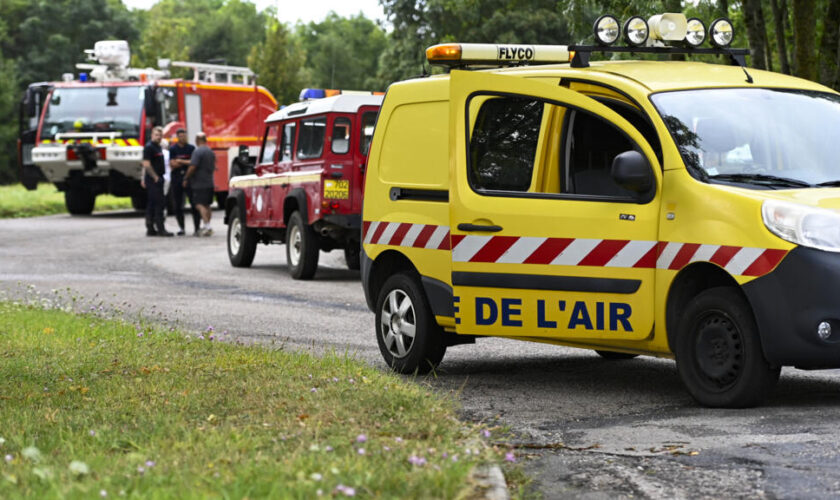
3,209,840,499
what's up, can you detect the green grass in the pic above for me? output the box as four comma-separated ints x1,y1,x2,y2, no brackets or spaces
0,302,507,499
0,184,133,218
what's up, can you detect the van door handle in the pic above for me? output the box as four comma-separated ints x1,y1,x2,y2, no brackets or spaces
457,223,503,232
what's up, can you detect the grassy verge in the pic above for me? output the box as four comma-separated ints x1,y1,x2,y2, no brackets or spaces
0,301,508,499
0,184,133,218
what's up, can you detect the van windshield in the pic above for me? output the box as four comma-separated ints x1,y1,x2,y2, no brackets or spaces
41,86,144,140
652,88,840,188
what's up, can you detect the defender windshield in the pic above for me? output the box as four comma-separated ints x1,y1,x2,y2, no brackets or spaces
41,86,144,140
652,88,840,188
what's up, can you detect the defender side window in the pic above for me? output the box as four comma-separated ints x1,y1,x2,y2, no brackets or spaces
331,117,351,154
280,122,295,162
297,117,326,159
469,97,544,192
260,125,279,164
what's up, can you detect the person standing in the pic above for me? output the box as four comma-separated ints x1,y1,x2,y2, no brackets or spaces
142,126,173,237
168,129,196,236
184,132,216,236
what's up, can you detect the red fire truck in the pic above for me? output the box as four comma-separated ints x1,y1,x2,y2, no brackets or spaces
20,40,276,214
224,89,382,279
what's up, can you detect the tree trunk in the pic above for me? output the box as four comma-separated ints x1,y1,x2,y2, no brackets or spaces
744,0,767,69
718,0,729,18
792,0,818,81
770,0,791,74
819,0,840,87
758,2,773,71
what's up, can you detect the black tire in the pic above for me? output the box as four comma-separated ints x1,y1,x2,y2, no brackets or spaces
227,204,258,268
65,188,96,215
675,287,780,408
344,243,361,270
285,211,319,279
131,192,147,211
595,350,639,360
215,192,228,209
375,273,446,374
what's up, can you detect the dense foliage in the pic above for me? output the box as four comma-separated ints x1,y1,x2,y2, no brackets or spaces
0,0,838,184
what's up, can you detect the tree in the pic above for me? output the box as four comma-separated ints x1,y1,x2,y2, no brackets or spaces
0,27,19,184
792,0,817,80
818,0,840,88
769,0,791,74
296,12,387,90
248,20,306,106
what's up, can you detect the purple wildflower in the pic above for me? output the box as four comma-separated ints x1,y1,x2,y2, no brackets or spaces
505,452,516,462
356,434,367,443
408,455,427,466
481,429,491,438
357,448,365,455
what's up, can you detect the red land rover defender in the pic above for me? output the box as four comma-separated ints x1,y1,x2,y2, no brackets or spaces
224,89,382,279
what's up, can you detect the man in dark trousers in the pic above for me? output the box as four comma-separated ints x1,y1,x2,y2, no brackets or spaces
142,126,173,237
167,128,197,236
183,132,216,236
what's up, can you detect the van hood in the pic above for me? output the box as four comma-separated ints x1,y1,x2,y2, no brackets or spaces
756,188,840,210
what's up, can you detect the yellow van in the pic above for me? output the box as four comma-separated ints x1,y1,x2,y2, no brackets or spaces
361,14,840,407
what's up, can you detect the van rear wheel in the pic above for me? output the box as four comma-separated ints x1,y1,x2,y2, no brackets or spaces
286,211,319,279
375,273,446,374
675,287,780,408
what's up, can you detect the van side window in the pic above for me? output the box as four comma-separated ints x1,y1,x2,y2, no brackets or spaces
297,117,326,159
260,125,279,164
360,111,377,156
280,123,295,162
563,109,637,198
469,97,543,191
332,117,351,154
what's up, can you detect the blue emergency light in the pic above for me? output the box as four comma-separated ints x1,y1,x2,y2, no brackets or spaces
79,72,88,82
299,88,326,100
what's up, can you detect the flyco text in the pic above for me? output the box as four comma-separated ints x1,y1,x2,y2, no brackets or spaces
498,46,534,60
473,297,633,332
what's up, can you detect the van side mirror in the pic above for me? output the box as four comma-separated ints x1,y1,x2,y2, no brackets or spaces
611,150,653,194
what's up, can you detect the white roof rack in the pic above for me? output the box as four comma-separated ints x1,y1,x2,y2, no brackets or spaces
265,94,383,123
170,61,255,85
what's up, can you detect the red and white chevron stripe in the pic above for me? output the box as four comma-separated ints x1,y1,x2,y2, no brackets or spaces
362,221,788,277
363,221,451,250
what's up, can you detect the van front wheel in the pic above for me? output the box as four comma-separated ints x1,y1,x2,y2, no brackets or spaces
675,287,780,408
375,273,445,374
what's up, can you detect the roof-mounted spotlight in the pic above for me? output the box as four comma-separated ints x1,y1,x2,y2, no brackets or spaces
648,13,688,42
709,18,734,47
594,15,620,46
623,16,649,47
684,18,707,47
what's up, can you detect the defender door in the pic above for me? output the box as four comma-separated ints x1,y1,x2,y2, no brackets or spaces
250,123,279,226
449,71,662,342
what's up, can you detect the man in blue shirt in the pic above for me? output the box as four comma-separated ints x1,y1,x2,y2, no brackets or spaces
142,126,173,237
168,128,196,236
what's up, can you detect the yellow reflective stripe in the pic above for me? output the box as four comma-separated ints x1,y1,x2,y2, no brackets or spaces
230,173,322,188
127,138,140,146
116,139,127,146
207,136,259,142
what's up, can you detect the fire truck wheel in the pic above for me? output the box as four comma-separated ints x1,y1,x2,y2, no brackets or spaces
286,211,319,279
227,205,257,268
375,273,446,374
675,287,780,408
595,350,638,360
131,193,147,211
344,243,361,270
65,188,96,215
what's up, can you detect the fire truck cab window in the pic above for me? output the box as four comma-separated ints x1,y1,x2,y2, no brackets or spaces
297,117,326,159
468,96,543,192
41,87,143,140
360,111,377,156
332,117,351,154
280,123,296,162
260,125,279,164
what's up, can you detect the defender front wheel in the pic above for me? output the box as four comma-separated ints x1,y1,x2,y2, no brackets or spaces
227,205,257,267
285,211,319,279
375,273,446,374
675,287,780,408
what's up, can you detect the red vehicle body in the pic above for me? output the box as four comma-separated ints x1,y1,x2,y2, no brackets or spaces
224,92,382,279
26,52,276,214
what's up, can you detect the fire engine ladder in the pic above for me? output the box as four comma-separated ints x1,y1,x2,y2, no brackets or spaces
170,61,255,85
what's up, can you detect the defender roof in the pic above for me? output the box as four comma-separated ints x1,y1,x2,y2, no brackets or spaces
266,94,384,123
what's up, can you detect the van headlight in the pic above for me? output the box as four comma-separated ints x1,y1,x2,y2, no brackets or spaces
762,200,840,252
